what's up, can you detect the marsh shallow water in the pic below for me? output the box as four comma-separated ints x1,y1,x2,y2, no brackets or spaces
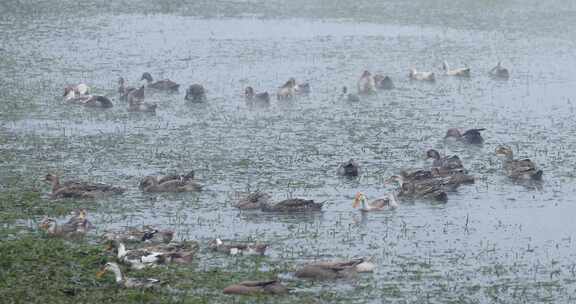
2,0,576,302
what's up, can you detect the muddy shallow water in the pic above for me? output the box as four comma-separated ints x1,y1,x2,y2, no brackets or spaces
2,0,576,302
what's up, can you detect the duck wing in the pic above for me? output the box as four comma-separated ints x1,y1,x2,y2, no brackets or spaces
150,80,179,91
441,155,464,170
369,197,392,209
262,199,322,212
125,277,161,289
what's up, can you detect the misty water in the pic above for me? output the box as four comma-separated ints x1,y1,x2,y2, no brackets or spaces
2,0,576,302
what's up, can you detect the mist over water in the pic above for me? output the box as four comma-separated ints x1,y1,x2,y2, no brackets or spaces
2,0,576,302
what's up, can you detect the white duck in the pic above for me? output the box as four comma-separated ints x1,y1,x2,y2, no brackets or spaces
442,61,470,77
352,192,398,212
111,242,166,270
409,68,435,81
97,262,161,289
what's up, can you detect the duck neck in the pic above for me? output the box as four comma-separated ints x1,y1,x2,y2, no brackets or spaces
117,243,127,259
64,90,75,101
360,197,367,210
110,266,124,283
390,191,399,208
50,176,61,192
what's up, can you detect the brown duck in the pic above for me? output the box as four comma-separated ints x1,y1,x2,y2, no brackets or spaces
44,173,125,199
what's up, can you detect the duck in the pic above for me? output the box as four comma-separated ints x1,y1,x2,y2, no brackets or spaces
260,198,323,212
277,78,297,100
64,83,90,96
444,128,485,144
39,210,92,237
142,241,199,264
337,159,360,177
245,86,270,103
63,88,113,108
140,72,179,91
353,192,398,212
400,168,474,189
102,226,174,245
340,86,359,102
442,61,471,77
44,173,126,199
426,149,464,171
357,71,376,95
235,191,272,210
223,280,289,295
386,175,449,202
489,62,510,79
97,262,162,289
127,86,157,113
409,68,435,81
109,241,167,270
65,209,94,232
373,74,394,90
295,258,375,280
118,77,136,101
185,84,206,102
208,238,268,256
139,171,202,193
495,146,543,180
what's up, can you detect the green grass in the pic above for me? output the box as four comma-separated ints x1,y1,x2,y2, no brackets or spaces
0,233,372,304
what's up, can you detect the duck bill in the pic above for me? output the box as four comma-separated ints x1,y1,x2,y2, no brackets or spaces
96,269,106,278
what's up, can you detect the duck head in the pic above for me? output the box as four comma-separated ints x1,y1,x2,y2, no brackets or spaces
384,175,404,188
245,86,255,99
141,229,159,242
44,173,57,182
140,72,153,83
495,146,514,159
70,208,87,220
281,78,296,89
139,176,157,190
63,87,74,97
75,83,89,95
444,128,462,139
352,192,366,209
442,61,449,72
185,84,206,102
426,149,441,161
183,171,195,180
361,70,371,78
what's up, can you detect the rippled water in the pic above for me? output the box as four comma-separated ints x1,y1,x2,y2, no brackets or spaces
2,0,576,302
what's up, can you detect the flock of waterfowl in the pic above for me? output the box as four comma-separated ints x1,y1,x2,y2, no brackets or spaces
39,60,545,296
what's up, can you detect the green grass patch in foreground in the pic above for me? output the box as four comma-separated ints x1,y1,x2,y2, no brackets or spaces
0,235,344,304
